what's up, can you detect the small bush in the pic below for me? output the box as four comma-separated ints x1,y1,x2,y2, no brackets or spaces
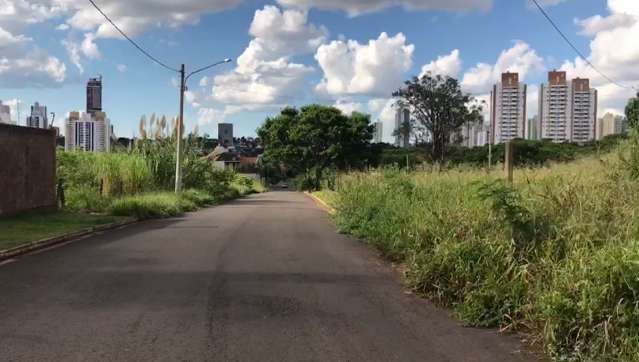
109,193,191,219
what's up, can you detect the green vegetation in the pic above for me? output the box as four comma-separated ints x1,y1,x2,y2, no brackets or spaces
56,131,261,218
393,72,483,160
322,136,639,361
0,211,123,250
257,104,374,190
627,92,639,129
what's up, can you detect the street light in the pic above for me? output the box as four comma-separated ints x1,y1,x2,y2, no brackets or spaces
175,59,232,193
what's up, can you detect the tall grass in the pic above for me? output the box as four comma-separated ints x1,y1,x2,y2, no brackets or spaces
332,139,639,361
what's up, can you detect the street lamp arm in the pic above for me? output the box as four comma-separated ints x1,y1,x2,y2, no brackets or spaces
185,58,232,83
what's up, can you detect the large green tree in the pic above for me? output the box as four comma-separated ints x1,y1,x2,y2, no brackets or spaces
393,73,483,161
626,92,639,130
257,105,373,190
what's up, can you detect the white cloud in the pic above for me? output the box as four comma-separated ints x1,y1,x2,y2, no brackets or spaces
576,13,635,36
461,41,544,93
199,76,209,87
333,98,363,115
419,49,462,78
315,32,414,97
61,38,83,73
116,63,127,72
0,26,31,47
276,0,492,17
0,52,66,87
56,23,70,31
197,107,225,126
560,0,639,115
212,5,323,107
54,0,244,38
80,32,100,59
0,25,66,87
367,97,399,143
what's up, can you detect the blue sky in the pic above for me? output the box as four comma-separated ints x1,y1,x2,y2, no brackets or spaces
1,0,637,140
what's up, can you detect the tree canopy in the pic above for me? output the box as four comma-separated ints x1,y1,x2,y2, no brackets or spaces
626,92,639,130
257,104,373,190
393,73,483,160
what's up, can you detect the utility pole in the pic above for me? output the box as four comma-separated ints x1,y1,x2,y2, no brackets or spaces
174,59,231,194
175,64,186,193
487,129,492,171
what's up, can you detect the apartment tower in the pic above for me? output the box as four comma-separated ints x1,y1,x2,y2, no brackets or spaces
26,102,48,128
65,111,111,152
86,76,102,115
490,72,527,144
539,71,597,142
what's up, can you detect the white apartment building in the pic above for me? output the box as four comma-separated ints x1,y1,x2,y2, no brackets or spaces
26,102,48,128
539,71,597,143
490,72,527,144
460,122,490,148
65,111,111,152
394,106,410,148
598,113,627,139
0,101,13,124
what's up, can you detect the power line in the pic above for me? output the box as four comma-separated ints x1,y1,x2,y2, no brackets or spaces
86,0,179,73
530,0,635,90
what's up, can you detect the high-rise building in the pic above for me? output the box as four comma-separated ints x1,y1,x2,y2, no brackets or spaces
540,71,597,143
394,106,410,148
26,102,48,128
0,101,12,124
598,113,627,139
218,123,234,148
490,72,527,144
86,76,102,115
373,121,383,143
65,111,111,152
528,115,540,140
460,122,490,148
571,78,597,143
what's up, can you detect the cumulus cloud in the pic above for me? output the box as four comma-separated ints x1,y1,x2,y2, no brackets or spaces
211,5,324,107
461,41,544,93
419,49,462,78
560,0,639,114
576,13,636,36
197,107,225,126
52,0,243,38
315,32,414,97
333,98,364,115
0,26,66,87
276,0,492,17
0,52,66,87
116,63,127,72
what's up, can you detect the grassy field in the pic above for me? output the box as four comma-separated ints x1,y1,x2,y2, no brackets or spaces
321,139,639,361
0,211,123,251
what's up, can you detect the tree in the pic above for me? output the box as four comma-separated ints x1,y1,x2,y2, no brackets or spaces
393,73,483,161
626,92,639,130
257,105,374,190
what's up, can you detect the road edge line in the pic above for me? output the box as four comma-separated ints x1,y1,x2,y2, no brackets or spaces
304,192,336,215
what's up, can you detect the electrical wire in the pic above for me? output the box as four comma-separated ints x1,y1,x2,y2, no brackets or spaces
530,0,635,90
86,0,180,73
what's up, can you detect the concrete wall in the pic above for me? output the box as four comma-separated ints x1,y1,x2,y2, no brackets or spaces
0,124,57,217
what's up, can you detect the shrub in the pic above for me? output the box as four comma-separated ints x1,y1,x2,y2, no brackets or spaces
329,147,639,361
109,193,196,219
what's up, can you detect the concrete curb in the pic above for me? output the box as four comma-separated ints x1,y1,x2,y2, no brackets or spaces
0,218,137,262
304,192,336,215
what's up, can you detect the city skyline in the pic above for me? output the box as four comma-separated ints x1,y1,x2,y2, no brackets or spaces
1,0,638,141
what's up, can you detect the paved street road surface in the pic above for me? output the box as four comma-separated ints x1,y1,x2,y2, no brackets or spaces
0,192,535,361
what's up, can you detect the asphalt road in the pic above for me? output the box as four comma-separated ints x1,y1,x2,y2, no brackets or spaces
0,191,534,361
